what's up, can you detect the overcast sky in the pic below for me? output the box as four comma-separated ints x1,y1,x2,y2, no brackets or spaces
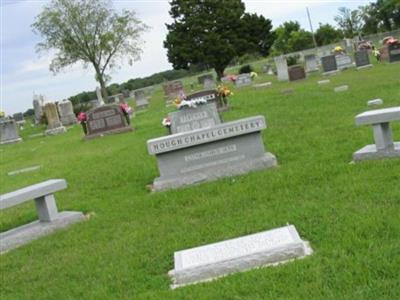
1,0,371,114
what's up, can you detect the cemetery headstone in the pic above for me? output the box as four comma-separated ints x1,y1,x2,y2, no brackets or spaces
353,107,400,161
235,73,252,87
274,56,289,81
367,99,383,106
147,115,277,191
318,79,330,85
57,100,77,126
96,86,105,106
355,51,372,69
262,64,273,75
321,55,338,75
13,113,25,125
335,54,354,70
168,102,221,134
220,76,230,83
163,81,185,104
334,85,349,92
33,96,43,124
203,78,216,90
304,54,319,73
134,89,149,110
84,104,132,140
44,103,66,135
388,43,400,63
253,82,272,89
88,99,101,109
169,224,312,288
197,74,213,85
186,90,227,112
0,119,22,145
288,65,306,81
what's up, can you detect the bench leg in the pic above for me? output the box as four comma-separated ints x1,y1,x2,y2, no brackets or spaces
372,123,394,151
34,194,59,222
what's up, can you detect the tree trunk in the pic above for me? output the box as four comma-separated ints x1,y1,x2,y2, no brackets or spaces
215,67,225,82
97,73,108,99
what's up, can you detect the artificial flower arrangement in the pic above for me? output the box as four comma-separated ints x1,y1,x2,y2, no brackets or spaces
119,102,134,125
216,85,233,108
250,71,258,78
77,112,88,134
333,46,344,54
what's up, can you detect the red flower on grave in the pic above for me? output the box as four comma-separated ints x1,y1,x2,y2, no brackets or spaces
77,112,87,123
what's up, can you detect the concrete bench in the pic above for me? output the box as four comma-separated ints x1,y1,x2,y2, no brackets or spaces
353,106,400,161
0,179,84,253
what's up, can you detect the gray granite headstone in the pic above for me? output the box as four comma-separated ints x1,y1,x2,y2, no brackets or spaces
321,55,338,75
168,103,221,134
0,119,22,145
186,90,227,112
197,74,214,85
33,96,43,124
235,73,252,87
274,56,289,81
335,54,353,70
134,90,149,109
388,43,400,63
169,224,312,288
163,81,185,103
203,78,216,90
304,54,319,72
147,116,277,191
355,51,372,69
57,100,77,126
85,104,132,140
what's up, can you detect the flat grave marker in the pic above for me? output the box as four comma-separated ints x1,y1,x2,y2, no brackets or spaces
169,224,312,288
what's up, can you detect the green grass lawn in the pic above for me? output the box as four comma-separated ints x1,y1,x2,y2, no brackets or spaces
1,61,399,299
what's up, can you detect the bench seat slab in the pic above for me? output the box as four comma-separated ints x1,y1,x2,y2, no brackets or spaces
0,211,85,254
353,142,400,161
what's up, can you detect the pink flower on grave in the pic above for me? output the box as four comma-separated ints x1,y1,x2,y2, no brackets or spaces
119,103,133,115
77,112,87,123
227,74,237,82
162,117,171,127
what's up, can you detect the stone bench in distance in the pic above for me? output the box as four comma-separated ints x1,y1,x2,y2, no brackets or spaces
168,224,313,288
353,106,400,161
0,179,85,253
147,116,277,191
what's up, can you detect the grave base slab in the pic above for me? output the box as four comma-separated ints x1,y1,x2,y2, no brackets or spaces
322,70,339,76
84,127,132,140
168,225,312,289
45,126,66,136
0,137,22,145
356,64,373,70
0,211,85,253
152,152,277,191
353,142,400,161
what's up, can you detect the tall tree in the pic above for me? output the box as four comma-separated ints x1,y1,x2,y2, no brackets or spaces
32,0,148,98
334,7,362,38
315,23,344,46
272,21,314,54
164,0,274,80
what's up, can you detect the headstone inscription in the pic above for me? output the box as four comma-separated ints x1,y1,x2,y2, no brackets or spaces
335,54,354,70
388,43,400,63
288,65,306,81
0,119,22,145
168,224,313,288
186,90,227,112
168,103,221,134
353,107,400,161
13,113,25,125
44,103,66,135
84,104,132,140
304,54,319,73
355,51,372,69
147,116,277,191
321,55,338,75
235,73,252,87
134,89,149,110
57,100,77,126
33,95,43,124
274,56,289,81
